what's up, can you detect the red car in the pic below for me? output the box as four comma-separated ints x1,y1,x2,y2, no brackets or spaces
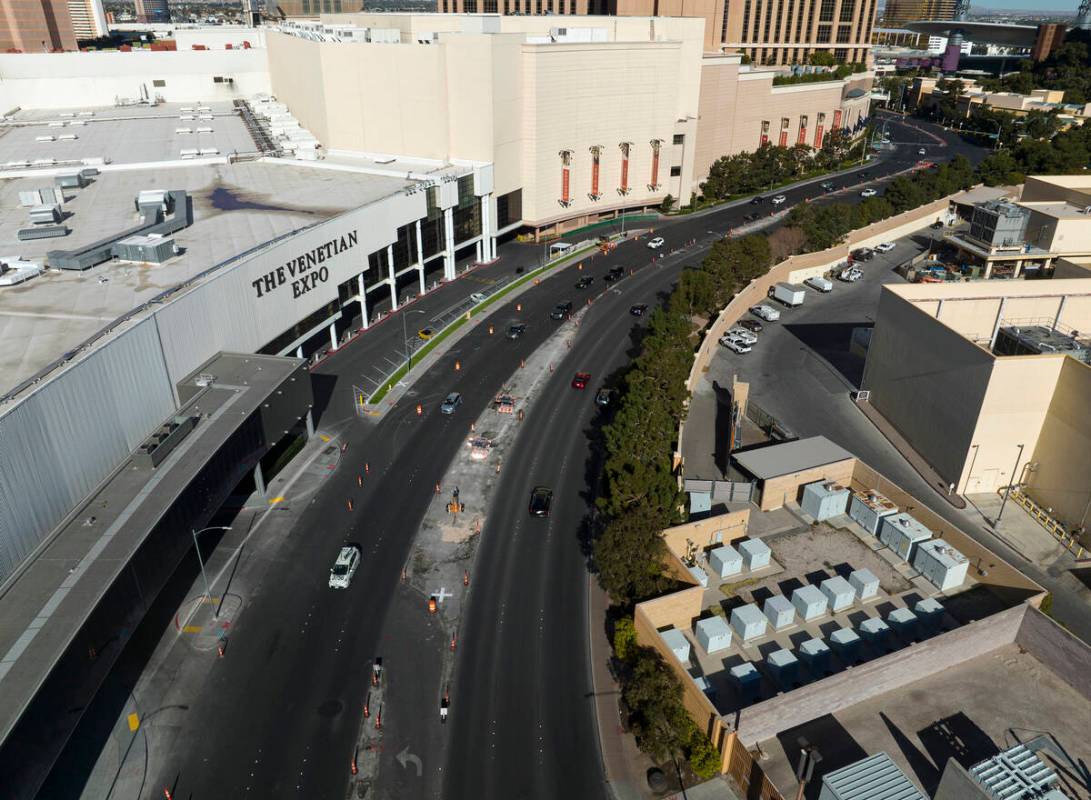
571,372,591,390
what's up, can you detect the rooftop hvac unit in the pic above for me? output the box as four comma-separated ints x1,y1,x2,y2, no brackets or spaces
59,112,75,118
179,148,200,157
48,120,65,127
20,187,64,207
29,204,61,225
55,170,88,189
196,126,213,133
176,127,194,134
180,114,195,120
196,106,212,112
199,115,214,121
199,147,219,155
114,234,178,264
58,133,78,141
77,110,94,117
69,120,86,126
32,158,57,166
18,225,68,241
181,106,194,112
35,135,56,142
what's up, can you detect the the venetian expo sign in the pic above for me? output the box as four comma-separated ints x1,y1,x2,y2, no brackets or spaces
251,230,359,300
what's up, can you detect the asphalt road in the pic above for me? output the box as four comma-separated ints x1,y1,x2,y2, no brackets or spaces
145,115,989,799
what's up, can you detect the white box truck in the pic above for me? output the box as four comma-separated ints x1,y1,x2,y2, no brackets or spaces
805,276,833,293
771,282,806,307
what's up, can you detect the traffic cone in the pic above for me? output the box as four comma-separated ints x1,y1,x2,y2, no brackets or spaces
464,570,470,586
376,706,383,730
365,462,370,475
351,748,358,775
428,596,438,613
347,498,354,511
450,634,457,651
364,692,370,718
357,475,363,487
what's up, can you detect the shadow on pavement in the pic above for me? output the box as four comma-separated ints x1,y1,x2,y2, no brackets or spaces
781,321,872,389
776,713,868,799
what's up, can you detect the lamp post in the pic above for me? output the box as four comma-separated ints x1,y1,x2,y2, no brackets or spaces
401,308,426,372
191,526,231,619
994,443,1025,527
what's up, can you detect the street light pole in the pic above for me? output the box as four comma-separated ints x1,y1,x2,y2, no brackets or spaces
401,309,426,371
191,526,231,619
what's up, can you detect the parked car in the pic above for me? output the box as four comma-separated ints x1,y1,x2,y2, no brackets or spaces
820,181,835,192
750,196,764,205
595,387,614,407
440,392,462,415
550,301,573,320
719,336,752,354
329,545,361,589
604,266,626,282
647,237,665,249
771,194,787,206
470,292,488,304
860,188,878,198
805,276,833,293
575,275,594,289
738,319,763,333
417,328,435,340
743,212,760,223
528,486,553,517
571,371,591,390
918,148,927,155
851,248,874,262
750,304,781,322
930,220,945,229
839,267,863,282
726,326,758,344
629,304,648,316
875,242,896,253
507,323,526,340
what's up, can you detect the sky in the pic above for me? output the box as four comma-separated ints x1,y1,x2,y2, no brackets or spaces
972,0,1080,9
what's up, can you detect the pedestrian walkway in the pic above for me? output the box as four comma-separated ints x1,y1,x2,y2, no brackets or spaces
853,399,967,509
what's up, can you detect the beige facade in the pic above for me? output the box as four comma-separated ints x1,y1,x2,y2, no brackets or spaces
862,279,1091,531
0,0,77,51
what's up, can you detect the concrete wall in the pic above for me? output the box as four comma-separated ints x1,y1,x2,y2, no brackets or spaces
759,458,855,511
863,289,995,489
1015,605,1091,701
661,509,750,558
732,604,1028,746
0,50,271,109
1020,175,1091,206
1025,358,1091,527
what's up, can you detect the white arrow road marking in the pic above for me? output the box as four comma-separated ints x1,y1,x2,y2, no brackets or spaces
397,747,423,776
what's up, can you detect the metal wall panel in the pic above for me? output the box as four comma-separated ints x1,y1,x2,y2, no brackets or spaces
0,318,174,583
156,193,425,385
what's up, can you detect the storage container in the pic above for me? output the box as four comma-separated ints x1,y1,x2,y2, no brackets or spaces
887,607,919,639
791,585,829,621
695,616,732,654
738,538,771,571
766,648,800,688
801,481,850,521
660,629,690,663
729,662,761,701
687,564,709,588
848,490,898,535
820,576,856,612
799,637,831,676
829,627,861,664
911,539,969,591
730,603,768,642
708,544,743,578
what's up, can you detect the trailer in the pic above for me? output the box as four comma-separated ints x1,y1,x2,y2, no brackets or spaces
770,282,806,307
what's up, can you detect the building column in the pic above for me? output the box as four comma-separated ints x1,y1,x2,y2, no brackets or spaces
296,345,304,358
480,194,493,261
989,297,1008,349
305,409,315,438
415,219,425,296
1013,259,1023,279
1053,294,1066,330
443,206,456,281
253,462,266,497
387,245,397,311
475,240,483,263
357,273,368,329
328,321,338,351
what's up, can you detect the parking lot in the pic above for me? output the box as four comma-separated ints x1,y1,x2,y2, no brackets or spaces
684,227,939,481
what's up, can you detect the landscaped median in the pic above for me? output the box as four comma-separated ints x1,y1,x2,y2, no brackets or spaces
365,238,607,406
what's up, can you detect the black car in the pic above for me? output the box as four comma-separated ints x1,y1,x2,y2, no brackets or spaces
550,301,573,320
738,319,763,333
507,323,526,339
851,248,874,262
743,212,760,223
528,486,553,517
930,220,945,229
604,266,625,283
750,196,764,205
820,181,835,192
575,275,594,289
594,388,614,407
630,304,648,316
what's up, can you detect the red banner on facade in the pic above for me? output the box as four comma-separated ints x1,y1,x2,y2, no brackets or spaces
778,130,788,148
591,151,600,197
814,126,824,148
797,116,808,145
562,166,570,204
833,109,843,129
650,149,660,189
620,157,629,194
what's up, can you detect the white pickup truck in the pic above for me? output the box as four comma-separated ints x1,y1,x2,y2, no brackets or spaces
805,276,833,293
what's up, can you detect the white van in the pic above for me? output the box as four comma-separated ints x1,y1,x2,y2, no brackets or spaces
805,276,833,293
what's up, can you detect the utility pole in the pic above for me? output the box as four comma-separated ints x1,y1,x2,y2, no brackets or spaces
994,443,1025,527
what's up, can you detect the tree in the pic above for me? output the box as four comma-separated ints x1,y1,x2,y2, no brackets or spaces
808,50,835,67
660,194,675,213
685,723,721,779
594,508,674,605
621,648,691,762
613,617,639,661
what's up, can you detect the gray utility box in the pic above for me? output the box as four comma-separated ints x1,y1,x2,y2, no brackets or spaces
134,414,198,468
859,617,892,649
801,480,850,521
799,637,831,676
764,595,795,630
695,616,732,654
29,204,61,225
114,234,177,264
687,564,709,588
792,584,829,622
708,544,743,578
819,752,926,800
878,512,933,562
849,490,898,535
820,575,856,612
887,607,919,639
738,538,771,571
829,627,861,664
730,603,768,642
849,568,879,600
912,539,969,591
729,662,761,701
914,598,945,632
55,170,90,189
660,629,691,664
766,648,800,688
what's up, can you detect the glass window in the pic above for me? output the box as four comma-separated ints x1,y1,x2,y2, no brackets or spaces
484,0,497,9
835,47,848,61
496,189,522,229
818,0,834,22
457,174,475,210
741,0,751,41
804,0,815,39
672,133,685,145
816,24,831,42
839,0,855,22
670,165,682,177
836,25,851,42
465,0,477,9
302,0,310,11
322,0,331,12
721,0,730,43
773,0,785,43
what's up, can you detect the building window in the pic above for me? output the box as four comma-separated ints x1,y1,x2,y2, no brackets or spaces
722,0,731,43
670,165,682,177
536,0,542,12
835,47,848,61
153,79,166,87
672,133,685,145
804,0,815,40
302,0,310,11
333,0,342,10
496,189,522,229
839,0,855,22
484,0,497,10
818,0,834,22
816,24,831,42
741,0,751,41
504,0,509,10
322,0,331,11
465,0,477,10
774,0,785,43
836,25,851,42
763,0,775,41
